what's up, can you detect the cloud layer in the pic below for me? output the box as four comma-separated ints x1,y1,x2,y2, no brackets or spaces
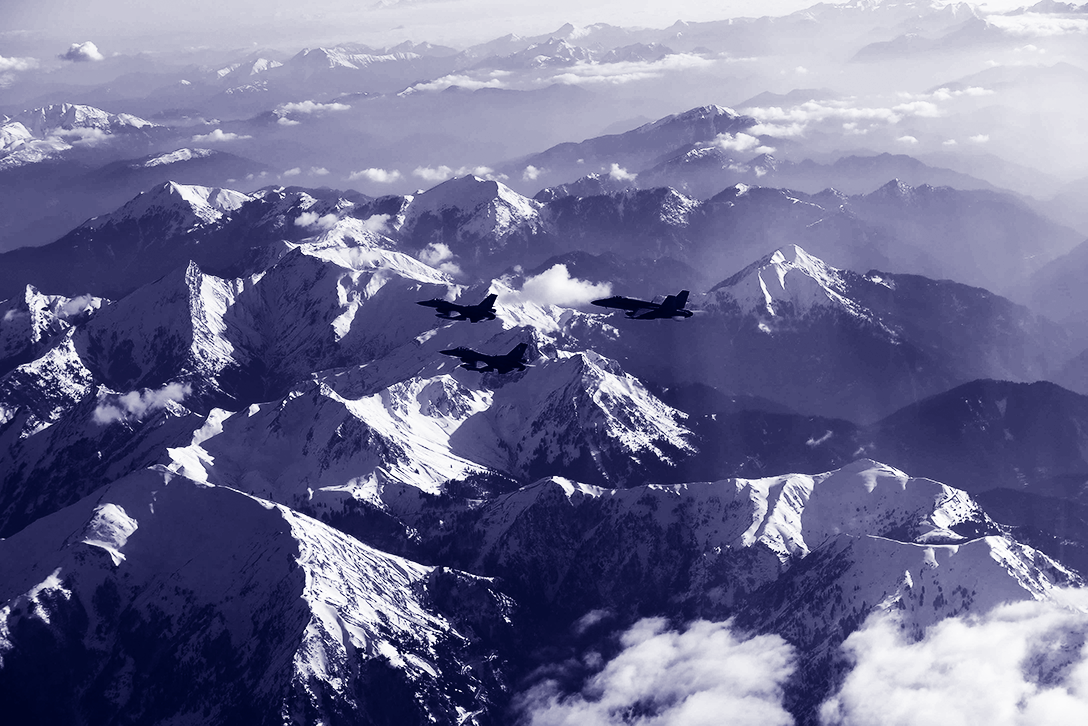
93,383,192,424
820,590,1088,726
518,617,796,726
191,129,251,143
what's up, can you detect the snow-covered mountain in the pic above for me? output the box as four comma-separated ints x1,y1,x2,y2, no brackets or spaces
602,244,1074,422
3,42,1088,720
507,105,759,191
0,467,514,725
0,104,161,172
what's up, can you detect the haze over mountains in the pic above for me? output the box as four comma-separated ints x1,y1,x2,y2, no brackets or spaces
3,1,1088,725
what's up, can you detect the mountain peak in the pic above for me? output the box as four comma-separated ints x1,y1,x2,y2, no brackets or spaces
13,103,156,136
640,104,742,132
404,175,542,236
85,181,252,232
708,244,858,318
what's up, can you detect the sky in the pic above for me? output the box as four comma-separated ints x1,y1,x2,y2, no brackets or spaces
0,0,1038,56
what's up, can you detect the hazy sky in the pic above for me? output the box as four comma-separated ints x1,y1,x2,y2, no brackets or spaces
1,0,1037,55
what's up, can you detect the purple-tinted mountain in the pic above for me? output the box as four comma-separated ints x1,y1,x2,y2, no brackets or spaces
506,105,759,190
600,246,1073,422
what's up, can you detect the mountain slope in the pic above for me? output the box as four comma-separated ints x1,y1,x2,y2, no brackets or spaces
0,467,514,725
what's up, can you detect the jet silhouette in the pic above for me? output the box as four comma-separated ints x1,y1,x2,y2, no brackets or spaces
440,343,529,373
591,290,693,319
417,293,498,322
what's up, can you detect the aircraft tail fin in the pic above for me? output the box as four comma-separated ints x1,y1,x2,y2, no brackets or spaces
675,290,689,308
481,293,498,308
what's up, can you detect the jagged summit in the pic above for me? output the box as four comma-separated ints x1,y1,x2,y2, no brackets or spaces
865,177,926,202
707,244,861,318
137,148,216,168
12,103,157,136
635,104,744,133
407,175,535,215
85,181,252,232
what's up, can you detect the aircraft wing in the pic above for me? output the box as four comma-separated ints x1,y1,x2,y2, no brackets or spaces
591,296,659,317
440,347,486,365
417,299,461,314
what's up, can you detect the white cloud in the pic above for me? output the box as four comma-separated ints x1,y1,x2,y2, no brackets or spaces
748,121,807,138
413,165,455,183
282,167,302,177
943,139,958,146
93,383,191,424
310,167,330,176
518,617,796,726
743,92,982,140
820,590,1088,726
505,264,613,308
891,100,942,117
349,167,403,183
294,211,338,230
0,55,38,72
418,242,461,275
523,165,542,182
970,134,990,143
412,165,506,183
191,129,251,143
58,294,97,317
361,214,392,235
550,53,714,87
715,132,775,155
989,15,1088,37
60,41,104,62
419,242,453,266
608,163,637,182
896,135,919,144
54,127,110,146
277,117,301,126
405,73,506,93
276,100,351,114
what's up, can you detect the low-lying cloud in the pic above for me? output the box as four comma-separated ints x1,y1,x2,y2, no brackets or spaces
418,241,461,276
60,41,104,62
503,264,612,308
93,383,192,424
295,211,339,230
742,92,984,140
820,590,1088,726
405,73,506,93
715,132,775,154
360,213,392,235
349,167,403,183
518,617,796,726
0,55,38,72
607,163,636,182
551,53,714,87
191,129,251,143
412,165,506,184
989,15,1088,38
277,100,351,114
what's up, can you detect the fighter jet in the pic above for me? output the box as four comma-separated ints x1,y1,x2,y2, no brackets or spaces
591,290,694,319
416,293,497,322
440,343,529,373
